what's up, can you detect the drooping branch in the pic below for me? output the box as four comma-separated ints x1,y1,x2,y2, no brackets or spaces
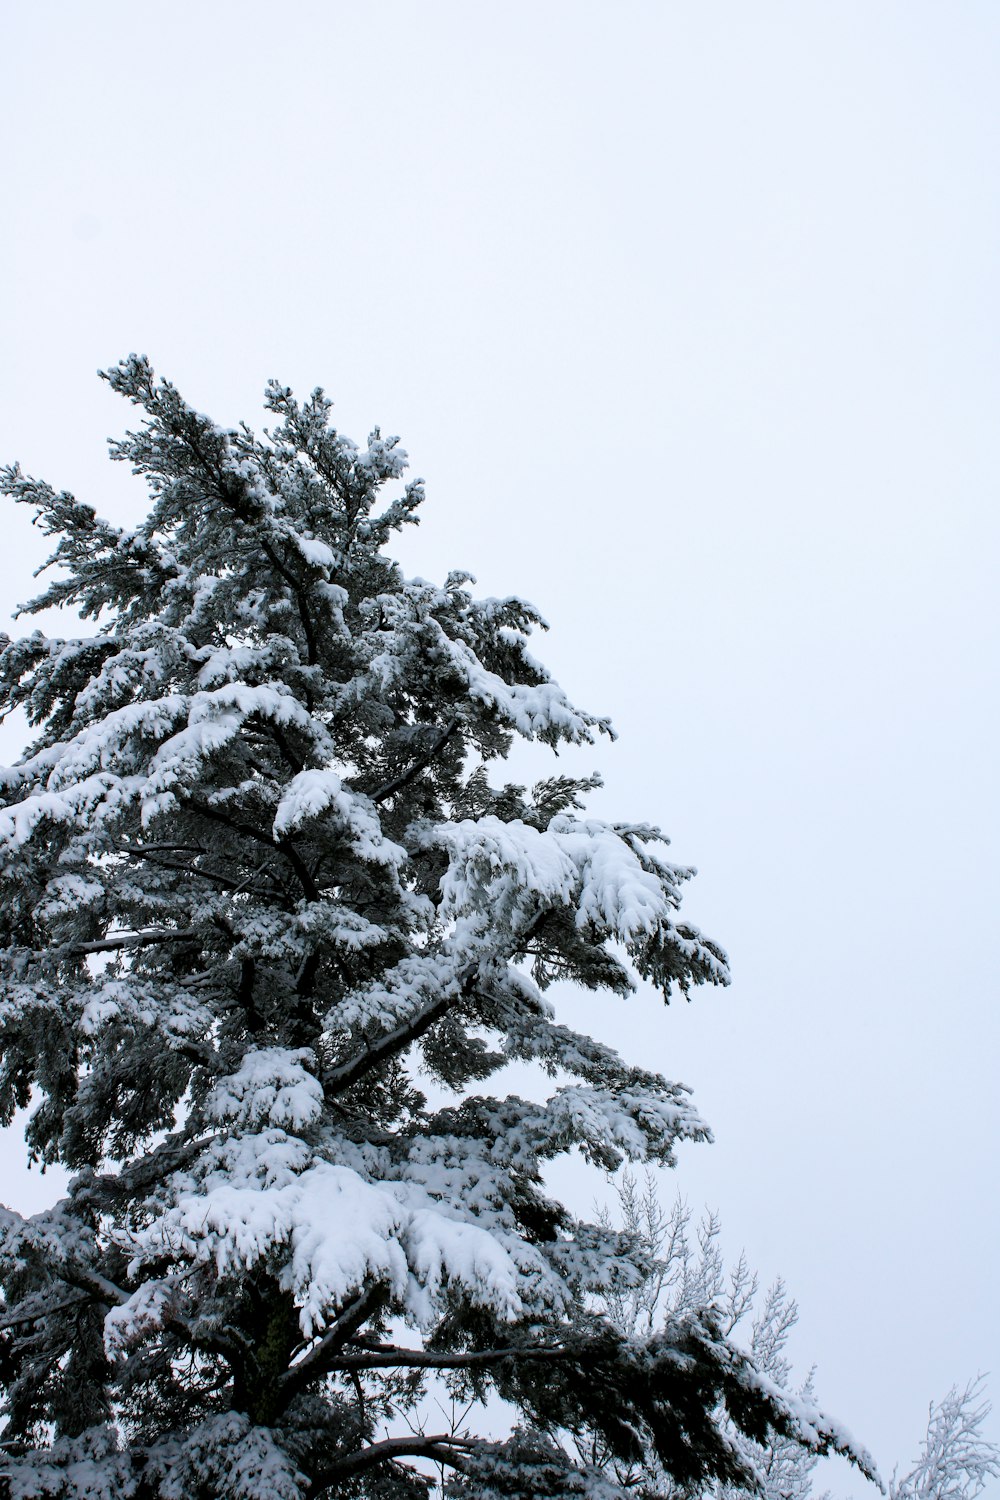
308,1433,475,1496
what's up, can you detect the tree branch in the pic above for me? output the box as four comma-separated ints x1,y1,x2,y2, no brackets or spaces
51,1259,127,1309
326,917,543,1095
115,845,282,900
280,1283,386,1398
186,798,320,902
90,1133,214,1199
369,718,459,806
0,1293,89,1331
162,1309,254,1372
327,1340,577,1372
308,1434,474,1496
53,1258,251,1374
325,984,466,1095
65,927,201,956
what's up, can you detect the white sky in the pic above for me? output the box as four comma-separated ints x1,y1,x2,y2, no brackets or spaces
0,2,997,1488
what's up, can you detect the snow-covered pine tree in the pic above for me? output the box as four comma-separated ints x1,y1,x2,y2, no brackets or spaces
0,359,875,1498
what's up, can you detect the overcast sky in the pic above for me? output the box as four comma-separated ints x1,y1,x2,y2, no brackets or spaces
1,2,997,1487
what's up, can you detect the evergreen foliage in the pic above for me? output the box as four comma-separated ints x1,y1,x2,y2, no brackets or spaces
0,361,877,1497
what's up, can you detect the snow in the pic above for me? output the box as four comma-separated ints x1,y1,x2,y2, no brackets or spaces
552,816,678,937
205,1048,323,1131
421,811,699,944
355,432,408,480
125,1132,528,1337
77,976,211,1041
195,642,273,688
34,872,105,919
290,534,336,570
103,1278,173,1356
331,950,469,1035
138,1414,308,1499
2,1427,137,1500
272,768,407,868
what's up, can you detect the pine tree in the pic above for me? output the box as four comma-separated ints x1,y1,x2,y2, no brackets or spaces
0,359,876,1498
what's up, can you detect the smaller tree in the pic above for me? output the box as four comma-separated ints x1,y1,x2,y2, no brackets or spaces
889,1378,1000,1500
598,1176,1000,1500
591,1176,824,1500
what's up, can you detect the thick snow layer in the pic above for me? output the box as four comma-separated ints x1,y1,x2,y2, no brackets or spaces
272,768,407,868
290,534,336,570
423,812,683,941
205,1048,324,1131
124,1132,527,1337
0,681,326,851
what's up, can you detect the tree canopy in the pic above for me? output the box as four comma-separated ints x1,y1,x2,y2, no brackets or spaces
0,360,876,1498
